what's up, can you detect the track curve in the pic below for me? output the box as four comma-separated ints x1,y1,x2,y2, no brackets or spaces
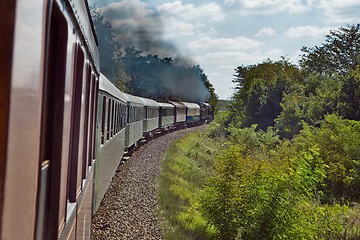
91,125,207,239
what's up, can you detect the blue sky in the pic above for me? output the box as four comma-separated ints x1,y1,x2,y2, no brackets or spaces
90,0,360,99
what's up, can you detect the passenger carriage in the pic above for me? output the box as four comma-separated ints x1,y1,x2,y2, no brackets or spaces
94,74,128,213
181,102,201,124
1,0,100,239
124,94,144,149
169,101,187,128
158,102,176,130
139,97,160,138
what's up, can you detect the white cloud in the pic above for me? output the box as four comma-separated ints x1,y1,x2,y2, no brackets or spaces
157,1,225,22
285,25,332,38
194,50,282,65
265,49,284,57
225,0,360,20
156,1,225,40
216,65,237,71
316,0,360,23
187,36,264,51
317,0,360,8
225,0,312,15
161,17,197,39
255,27,276,37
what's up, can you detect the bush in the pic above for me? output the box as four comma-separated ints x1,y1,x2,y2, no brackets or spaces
199,144,343,240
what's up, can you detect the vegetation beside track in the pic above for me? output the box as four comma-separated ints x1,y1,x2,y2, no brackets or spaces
158,24,360,240
158,127,224,240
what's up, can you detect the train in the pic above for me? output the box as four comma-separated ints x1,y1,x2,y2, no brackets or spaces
94,74,212,214
0,0,212,239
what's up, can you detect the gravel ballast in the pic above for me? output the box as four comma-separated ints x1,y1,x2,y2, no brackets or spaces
91,126,206,239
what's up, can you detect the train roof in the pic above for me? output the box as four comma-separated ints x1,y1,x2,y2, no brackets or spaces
180,102,200,109
99,74,128,102
157,102,174,108
168,101,186,108
138,97,160,107
69,0,100,72
123,93,143,106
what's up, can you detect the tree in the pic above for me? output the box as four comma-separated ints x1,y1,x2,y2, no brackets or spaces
90,6,130,91
293,115,360,203
275,74,343,139
230,58,303,130
300,24,360,120
200,68,218,111
300,24,360,76
122,47,215,104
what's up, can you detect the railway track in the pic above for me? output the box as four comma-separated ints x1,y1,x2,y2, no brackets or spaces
91,125,207,239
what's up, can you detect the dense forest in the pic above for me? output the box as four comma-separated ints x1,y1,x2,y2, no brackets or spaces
90,7,218,106
159,24,360,240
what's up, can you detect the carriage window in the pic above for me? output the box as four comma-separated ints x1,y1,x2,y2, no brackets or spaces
93,78,99,158
115,101,119,133
89,74,96,164
68,46,84,203
113,100,116,134
82,64,91,180
107,98,111,140
101,96,106,144
121,103,126,128
111,100,114,136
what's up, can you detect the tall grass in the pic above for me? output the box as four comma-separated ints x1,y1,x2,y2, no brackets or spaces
158,129,223,240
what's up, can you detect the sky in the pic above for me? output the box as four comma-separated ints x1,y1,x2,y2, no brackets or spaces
89,0,360,100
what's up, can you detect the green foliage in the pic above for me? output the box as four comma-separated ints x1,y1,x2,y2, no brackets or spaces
158,119,360,239
228,25,360,139
300,24,360,120
227,124,281,157
90,7,130,91
207,111,232,139
230,58,303,131
198,134,360,240
158,130,224,240
300,24,360,76
122,47,216,103
169,24,360,240
200,146,246,240
338,65,360,120
275,74,343,139
294,114,360,203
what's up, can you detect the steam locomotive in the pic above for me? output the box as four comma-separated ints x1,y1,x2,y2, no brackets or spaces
0,0,212,239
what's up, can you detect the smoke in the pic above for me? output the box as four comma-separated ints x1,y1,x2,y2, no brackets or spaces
101,0,176,58
99,0,210,102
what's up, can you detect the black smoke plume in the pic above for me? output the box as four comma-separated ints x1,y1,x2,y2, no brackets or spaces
98,0,210,102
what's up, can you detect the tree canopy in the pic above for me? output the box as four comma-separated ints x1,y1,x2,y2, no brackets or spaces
227,24,360,137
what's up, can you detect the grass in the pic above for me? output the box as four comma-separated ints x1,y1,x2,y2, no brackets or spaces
157,129,224,240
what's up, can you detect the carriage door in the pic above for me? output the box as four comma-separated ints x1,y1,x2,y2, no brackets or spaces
36,4,68,239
